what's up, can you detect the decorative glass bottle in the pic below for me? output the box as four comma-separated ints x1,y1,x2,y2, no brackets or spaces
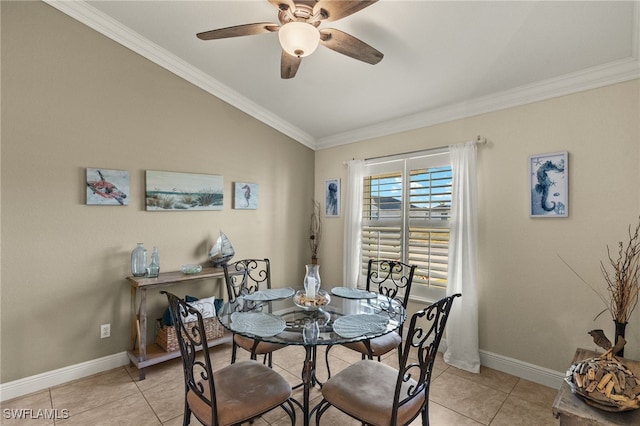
303,320,320,344
131,243,147,277
304,263,321,298
146,246,160,278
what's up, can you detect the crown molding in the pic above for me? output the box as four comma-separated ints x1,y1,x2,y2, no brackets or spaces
42,0,316,149
315,57,640,150
44,1,640,152
316,1,640,149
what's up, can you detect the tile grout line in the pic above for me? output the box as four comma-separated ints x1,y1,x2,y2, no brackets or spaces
131,368,165,426
487,377,520,425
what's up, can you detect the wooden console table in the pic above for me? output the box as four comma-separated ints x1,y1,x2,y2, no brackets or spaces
126,266,231,380
552,348,640,425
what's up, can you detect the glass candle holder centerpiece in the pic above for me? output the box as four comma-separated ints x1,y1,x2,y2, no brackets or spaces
304,263,321,297
294,263,330,310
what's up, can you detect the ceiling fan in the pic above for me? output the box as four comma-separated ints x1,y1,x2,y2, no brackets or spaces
196,0,383,79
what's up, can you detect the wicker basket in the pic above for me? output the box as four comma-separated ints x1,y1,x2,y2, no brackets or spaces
156,317,225,352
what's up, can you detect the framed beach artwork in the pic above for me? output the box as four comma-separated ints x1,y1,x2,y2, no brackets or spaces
324,178,341,217
86,168,129,206
529,152,568,218
145,170,223,211
233,182,258,209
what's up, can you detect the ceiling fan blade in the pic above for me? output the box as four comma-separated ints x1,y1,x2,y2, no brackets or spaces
281,50,302,79
320,28,383,65
268,0,296,13
313,0,378,22
197,23,279,40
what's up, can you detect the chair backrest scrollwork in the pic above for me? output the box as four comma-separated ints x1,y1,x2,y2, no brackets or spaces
162,291,218,423
392,293,461,422
223,258,271,302
366,259,416,309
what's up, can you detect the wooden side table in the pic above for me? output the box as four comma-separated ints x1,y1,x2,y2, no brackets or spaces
126,267,231,380
552,348,640,425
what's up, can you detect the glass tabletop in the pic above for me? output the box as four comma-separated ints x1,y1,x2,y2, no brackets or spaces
217,289,406,346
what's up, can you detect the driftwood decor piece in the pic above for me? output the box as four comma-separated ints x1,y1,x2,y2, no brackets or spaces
565,330,640,411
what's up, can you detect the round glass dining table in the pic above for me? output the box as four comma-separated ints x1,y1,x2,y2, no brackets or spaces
216,287,406,426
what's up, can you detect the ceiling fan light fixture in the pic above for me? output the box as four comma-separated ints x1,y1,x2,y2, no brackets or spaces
278,22,320,57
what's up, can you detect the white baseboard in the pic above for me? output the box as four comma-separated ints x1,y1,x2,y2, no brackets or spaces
0,352,130,402
0,348,565,402
437,338,564,390
479,349,565,390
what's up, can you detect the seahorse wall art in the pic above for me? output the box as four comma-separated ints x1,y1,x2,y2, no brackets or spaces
531,154,567,216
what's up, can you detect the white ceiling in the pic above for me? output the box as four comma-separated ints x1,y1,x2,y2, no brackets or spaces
46,1,639,150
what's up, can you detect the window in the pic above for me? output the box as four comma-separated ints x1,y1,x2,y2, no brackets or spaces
361,150,451,300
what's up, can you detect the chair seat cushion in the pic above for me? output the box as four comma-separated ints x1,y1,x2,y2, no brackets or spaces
187,360,291,426
322,360,425,426
342,331,402,356
234,334,286,355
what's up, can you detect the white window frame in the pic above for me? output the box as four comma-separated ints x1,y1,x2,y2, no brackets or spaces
361,148,450,302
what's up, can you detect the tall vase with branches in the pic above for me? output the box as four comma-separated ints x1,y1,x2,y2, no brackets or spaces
560,217,640,357
600,218,640,356
309,200,321,264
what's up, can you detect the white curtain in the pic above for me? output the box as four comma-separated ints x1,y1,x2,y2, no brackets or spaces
343,159,365,288
444,141,481,373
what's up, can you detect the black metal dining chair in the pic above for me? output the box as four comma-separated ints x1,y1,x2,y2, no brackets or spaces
222,258,286,367
342,259,417,362
161,291,295,426
314,293,461,426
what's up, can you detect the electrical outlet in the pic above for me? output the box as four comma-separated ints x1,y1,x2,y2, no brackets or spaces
100,324,110,338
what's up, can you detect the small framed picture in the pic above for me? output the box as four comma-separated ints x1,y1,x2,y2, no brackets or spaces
324,178,340,217
233,182,258,209
86,168,129,206
529,152,568,218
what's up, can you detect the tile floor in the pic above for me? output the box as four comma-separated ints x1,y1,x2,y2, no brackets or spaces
1,342,559,425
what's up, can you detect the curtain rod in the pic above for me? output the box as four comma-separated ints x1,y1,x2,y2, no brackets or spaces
359,135,487,162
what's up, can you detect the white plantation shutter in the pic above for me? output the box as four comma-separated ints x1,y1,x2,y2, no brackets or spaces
362,169,402,272
407,165,451,290
361,151,451,299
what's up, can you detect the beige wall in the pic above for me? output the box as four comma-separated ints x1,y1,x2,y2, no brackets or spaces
2,0,640,385
315,80,640,373
1,2,314,382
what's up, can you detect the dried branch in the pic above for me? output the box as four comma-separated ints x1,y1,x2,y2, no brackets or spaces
559,217,640,324
309,200,321,260
558,253,609,321
600,218,640,323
